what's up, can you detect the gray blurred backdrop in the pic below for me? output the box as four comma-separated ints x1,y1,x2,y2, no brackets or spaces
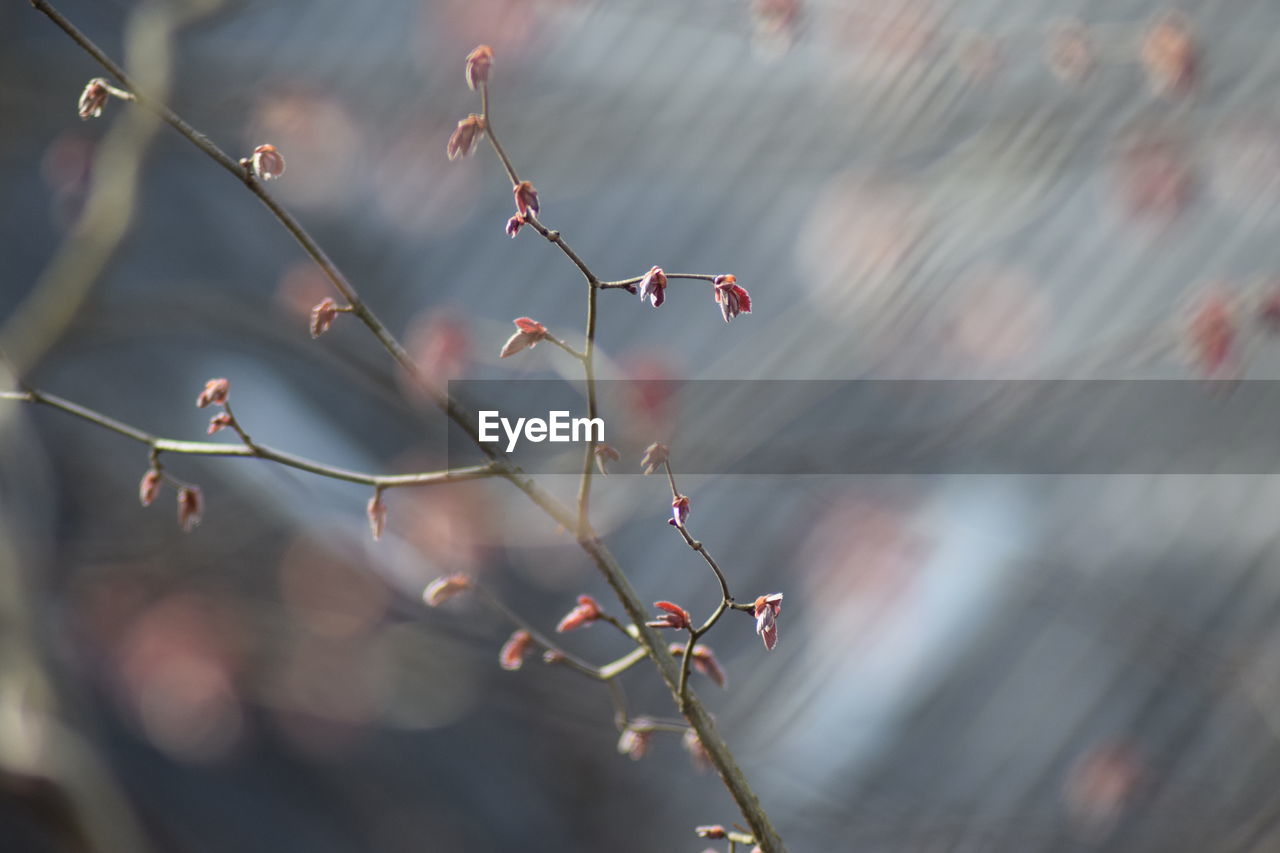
6,0,1280,851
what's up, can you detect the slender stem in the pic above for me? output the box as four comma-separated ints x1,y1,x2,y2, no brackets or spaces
576,277,599,536
2,390,501,489
599,274,718,290
472,583,602,680
545,334,586,361
677,630,697,712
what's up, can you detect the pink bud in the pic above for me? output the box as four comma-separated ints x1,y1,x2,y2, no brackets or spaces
138,469,162,507
465,45,494,90
640,442,669,475
177,486,203,532
556,595,603,633
310,297,339,338
249,144,286,181
513,181,540,217
638,266,668,308
207,413,233,435
505,214,525,238
594,442,621,475
1185,289,1237,377
691,644,727,688
696,826,727,839
78,78,111,120
196,378,230,408
423,573,472,607
617,718,655,760
646,600,692,631
753,592,784,650
499,317,549,358
713,274,752,323
367,492,387,541
446,114,486,161
542,649,565,665
683,728,711,772
499,629,534,671
668,494,691,528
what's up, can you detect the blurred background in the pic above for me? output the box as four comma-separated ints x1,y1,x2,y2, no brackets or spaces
5,0,1280,850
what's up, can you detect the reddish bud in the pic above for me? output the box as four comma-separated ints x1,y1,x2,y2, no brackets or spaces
640,442,669,475
423,573,472,607
248,144,285,181
696,826,727,839
753,592,784,650
139,469,162,507
499,629,534,671
683,728,712,772
594,442,621,475
556,595,603,633
668,494,691,528
499,317,549,358
177,486,203,532
465,44,494,90
617,718,655,760
505,214,525,238
638,266,668,308
713,274,752,323
446,114,486,161
78,78,111,120
1141,13,1197,97
196,378,230,408
207,413,233,435
513,181,540,217
367,492,387,541
647,600,692,631
310,297,339,338
691,644,727,687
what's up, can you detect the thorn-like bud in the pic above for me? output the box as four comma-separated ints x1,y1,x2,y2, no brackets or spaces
594,442,621,475
499,317,549,358
310,297,340,338
646,600,692,631
177,486,203,532
447,114,486,161
78,78,111,120
423,573,473,607
139,468,162,507
499,629,534,671
208,413,233,435
249,144,286,181
556,595,603,633
713,274,752,323
367,492,387,540
196,378,230,408
640,442,669,475
466,45,494,90
638,266,668,308
753,593,784,651
513,181,540,217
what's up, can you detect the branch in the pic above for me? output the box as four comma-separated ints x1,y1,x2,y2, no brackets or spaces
30,9,786,848
1,389,501,489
